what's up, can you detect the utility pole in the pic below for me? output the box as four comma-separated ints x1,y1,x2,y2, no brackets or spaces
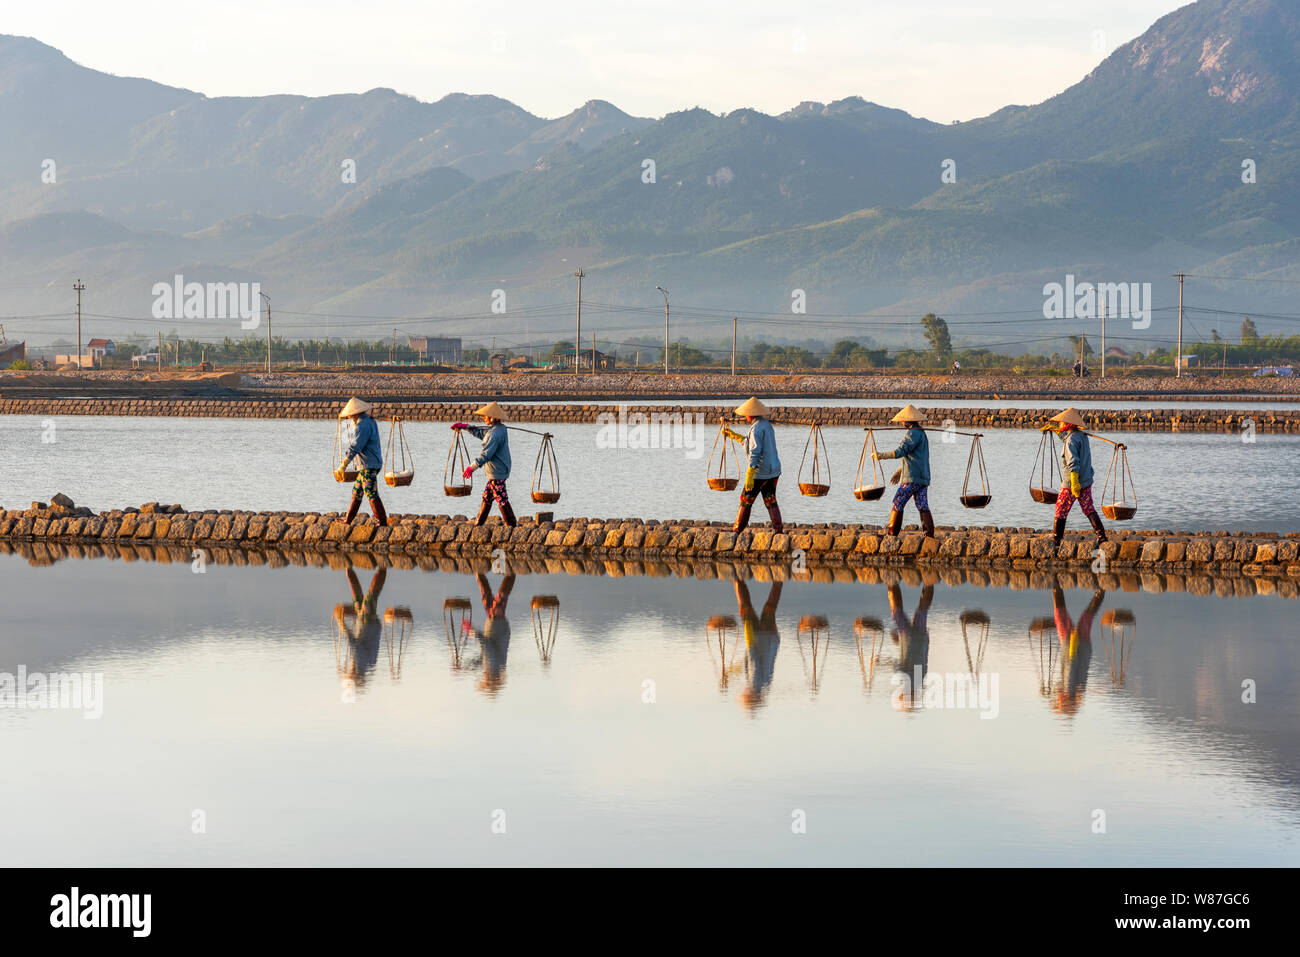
391,327,396,364
260,292,271,373
1173,272,1186,378
574,268,584,375
591,333,596,373
157,331,162,372
1100,299,1106,379
656,285,669,375
731,317,737,376
72,279,85,370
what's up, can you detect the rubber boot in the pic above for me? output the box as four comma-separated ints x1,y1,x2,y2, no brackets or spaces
500,500,518,528
1088,511,1108,543
1052,516,1066,547
343,496,361,525
370,497,388,528
767,503,784,536
885,509,903,537
919,509,935,539
733,502,754,535
473,497,492,527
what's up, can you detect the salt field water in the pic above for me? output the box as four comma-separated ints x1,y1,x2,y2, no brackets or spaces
3,415,1296,532
1,550,1295,866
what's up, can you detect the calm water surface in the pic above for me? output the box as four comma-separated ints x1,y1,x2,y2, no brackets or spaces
2,415,1294,531
0,551,1296,866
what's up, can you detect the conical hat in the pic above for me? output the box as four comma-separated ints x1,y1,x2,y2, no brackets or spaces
474,401,508,421
339,397,372,418
891,404,926,423
1050,407,1086,428
734,397,771,417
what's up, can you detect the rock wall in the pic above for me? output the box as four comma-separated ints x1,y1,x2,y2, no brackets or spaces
3,501,1299,597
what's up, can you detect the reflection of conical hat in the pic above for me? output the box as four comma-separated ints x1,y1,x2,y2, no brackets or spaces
339,397,372,418
891,404,926,423
474,401,508,421
734,396,771,418
1050,407,1086,428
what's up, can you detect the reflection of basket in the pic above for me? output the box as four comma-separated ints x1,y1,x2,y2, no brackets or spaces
1029,487,1059,505
444,484,473,497
384,607,414,623
1101,504,1137,521
1101,609,1136,626
531,595,560,609
960,494,991,509
531,490,561,504
385,469,414,487
708,477,739,491
799,482,830,497
854,485,885,501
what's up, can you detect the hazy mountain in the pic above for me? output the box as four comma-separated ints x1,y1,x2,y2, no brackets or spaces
2,0,1298,351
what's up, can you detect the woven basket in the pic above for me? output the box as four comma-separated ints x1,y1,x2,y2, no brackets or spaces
853,485,885,501
799,482,830,497
1101,503,1137,521
960,494,992,509
1029,487,1059,505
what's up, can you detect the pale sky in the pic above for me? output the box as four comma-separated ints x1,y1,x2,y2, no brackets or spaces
8,0,1190,122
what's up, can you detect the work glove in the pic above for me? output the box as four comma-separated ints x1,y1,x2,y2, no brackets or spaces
875,450,893,460
1040,424,1054,432
451,422,469,431
722,428,745,443
463,465,475,480
890,468,902,485
743,467,756,493
1070,472,1082,497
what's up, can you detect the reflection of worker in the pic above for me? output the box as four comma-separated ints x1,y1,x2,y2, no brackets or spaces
889,582,932,710
465,573,515,696
1051,587,1103,716
335,566,388,689
735,580,782,711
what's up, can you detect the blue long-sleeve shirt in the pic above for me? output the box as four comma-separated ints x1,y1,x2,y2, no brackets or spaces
1060,429,1094,487
884,426,930,486
343,414,383,470
466,423,511,481
744,418,781,479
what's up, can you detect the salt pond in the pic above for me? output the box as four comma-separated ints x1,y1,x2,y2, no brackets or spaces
3,415,1296,531
0,551,1295,866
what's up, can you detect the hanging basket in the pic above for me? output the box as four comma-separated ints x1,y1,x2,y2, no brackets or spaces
443,428,474,496
798,423,831,497
332,419,362,482
1029,429,1062,504
384,416,415,487
854,429,887,501
1099,443,1138,521
959,434,992,508
706,423,742,492
531,432,561,504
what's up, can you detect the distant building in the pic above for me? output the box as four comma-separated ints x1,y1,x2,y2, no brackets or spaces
554,349,616,371
0,341,26,368
87,338,116,361
1104,346,1131,359
54,353,93,368
407,336,462,364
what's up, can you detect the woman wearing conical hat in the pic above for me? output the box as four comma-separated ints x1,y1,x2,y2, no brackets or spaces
872,404,934,538
1044,408,1107,546
337,397,387,528
721,397,784,535
452,401,516,527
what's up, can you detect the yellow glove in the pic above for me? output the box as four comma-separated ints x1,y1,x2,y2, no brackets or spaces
1070,472,1082,497
722,427,745,443
1040,424,1054,432
744,467,756,492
